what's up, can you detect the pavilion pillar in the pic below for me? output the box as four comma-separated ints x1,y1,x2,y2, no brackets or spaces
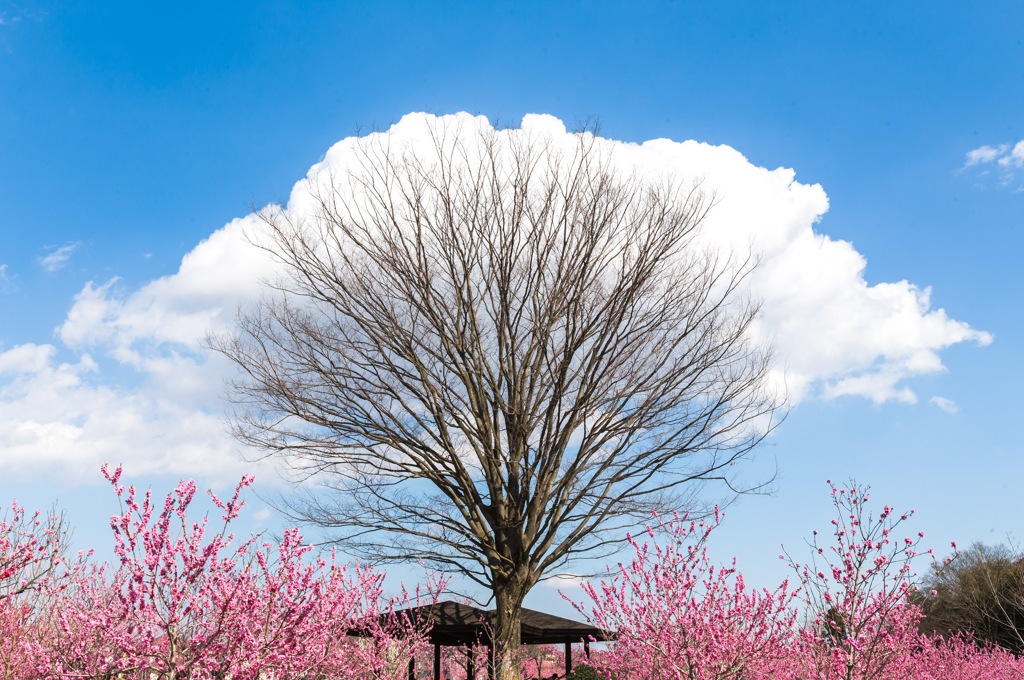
488,642,495,680
408,657,415,680
434,643,441,680
467,645,475,679
565,641,572,676
584,638,590,659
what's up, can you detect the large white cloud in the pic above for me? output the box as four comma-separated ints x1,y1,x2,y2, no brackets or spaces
0,343,247,479
0,216,282,482
0,113,991,480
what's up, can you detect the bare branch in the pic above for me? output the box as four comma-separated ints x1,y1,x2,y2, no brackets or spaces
212,118,783,676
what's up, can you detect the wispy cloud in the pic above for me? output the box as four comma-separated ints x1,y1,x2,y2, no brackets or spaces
540,573,589,590
929,396,959,415
38,242,80,272
963,140,1024,188
0,264,12,293
965,145,1009,167
0,6,45,28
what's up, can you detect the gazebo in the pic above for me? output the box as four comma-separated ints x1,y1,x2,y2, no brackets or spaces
379,600,612,679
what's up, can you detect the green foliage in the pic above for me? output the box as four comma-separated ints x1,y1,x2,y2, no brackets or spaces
568,663,604,680
916,542,1024,653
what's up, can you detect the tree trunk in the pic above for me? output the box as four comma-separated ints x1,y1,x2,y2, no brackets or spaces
492,579,528,680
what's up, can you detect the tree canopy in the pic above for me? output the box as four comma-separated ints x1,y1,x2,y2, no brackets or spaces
216,116,782,678
916,543,1024,653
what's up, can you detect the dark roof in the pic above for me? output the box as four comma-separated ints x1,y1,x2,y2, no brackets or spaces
386,600,612,646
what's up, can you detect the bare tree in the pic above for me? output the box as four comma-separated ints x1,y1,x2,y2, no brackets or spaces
215,119,782,679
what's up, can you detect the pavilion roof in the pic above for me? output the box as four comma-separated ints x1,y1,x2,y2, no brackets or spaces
389,600,612,646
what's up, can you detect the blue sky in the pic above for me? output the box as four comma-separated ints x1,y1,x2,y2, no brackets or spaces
1,2,1022,610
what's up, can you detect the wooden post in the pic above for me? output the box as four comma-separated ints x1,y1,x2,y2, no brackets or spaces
584,638,590,660
434,643,441,680
467,645,475,679
488,642,495,680
408,657,415,680
565,641,572,676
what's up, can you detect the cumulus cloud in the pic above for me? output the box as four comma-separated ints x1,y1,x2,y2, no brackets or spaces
0,342,266,480
0,113,992,480
0,218,283,482
38,242,80,272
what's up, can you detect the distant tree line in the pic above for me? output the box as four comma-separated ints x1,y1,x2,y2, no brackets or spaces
916,542,1024,654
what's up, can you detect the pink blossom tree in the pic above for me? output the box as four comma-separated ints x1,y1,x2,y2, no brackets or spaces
910,633,1024,679
41,467,438,679
1,501,74,603
0,596,37,679
18,471,1024,678
1,500,85,679
572,508,799,680
782,480,958,680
